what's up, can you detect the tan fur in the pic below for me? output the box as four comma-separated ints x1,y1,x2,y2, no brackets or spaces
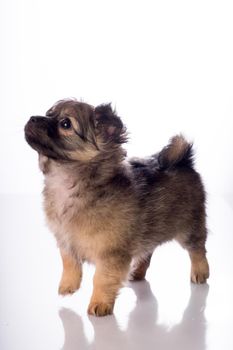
189,250,209,284
38,154,49,173
67,146,99,162
168,135,189,162
58,251,82,295
160,134,191,167
88,257,130,316
43,161,137,263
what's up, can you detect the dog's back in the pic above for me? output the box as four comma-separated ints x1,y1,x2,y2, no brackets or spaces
130,135,206,254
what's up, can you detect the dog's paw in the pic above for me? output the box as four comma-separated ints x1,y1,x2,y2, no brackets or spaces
88,302,114,317
58,279,81,296
191,261,209,284
191,271,209,284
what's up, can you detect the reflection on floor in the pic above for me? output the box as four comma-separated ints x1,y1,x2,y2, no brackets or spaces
0,194,233,350
60,282,209,350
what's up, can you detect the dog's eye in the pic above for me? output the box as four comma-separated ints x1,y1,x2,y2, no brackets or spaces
59,118,72,129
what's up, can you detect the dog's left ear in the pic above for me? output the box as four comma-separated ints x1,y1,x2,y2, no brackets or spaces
94,104,127,144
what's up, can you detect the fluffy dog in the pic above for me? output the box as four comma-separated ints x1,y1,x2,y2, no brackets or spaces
24,99,209,316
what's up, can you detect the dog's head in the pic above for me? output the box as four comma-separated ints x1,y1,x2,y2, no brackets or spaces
24,99,127,162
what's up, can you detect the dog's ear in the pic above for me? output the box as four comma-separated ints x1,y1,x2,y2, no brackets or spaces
94,104,127,144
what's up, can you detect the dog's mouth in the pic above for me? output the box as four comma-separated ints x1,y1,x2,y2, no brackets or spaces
24,120,43,147
24,120,56,159
25,121,37,140
25,122,38,145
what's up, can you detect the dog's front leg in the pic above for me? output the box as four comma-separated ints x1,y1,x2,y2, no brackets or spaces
88,254,131,316
58,250,83,295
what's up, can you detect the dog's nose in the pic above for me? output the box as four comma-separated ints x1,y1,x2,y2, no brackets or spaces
30,116,38,123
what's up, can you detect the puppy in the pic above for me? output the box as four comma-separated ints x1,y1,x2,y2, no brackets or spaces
24,99,209,316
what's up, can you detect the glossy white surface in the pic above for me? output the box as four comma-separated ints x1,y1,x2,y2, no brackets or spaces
1,194,233,349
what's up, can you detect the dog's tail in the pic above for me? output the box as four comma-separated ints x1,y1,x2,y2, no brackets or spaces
158,134,194,170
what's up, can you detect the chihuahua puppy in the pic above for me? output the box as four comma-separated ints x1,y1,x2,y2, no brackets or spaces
25,99,209,316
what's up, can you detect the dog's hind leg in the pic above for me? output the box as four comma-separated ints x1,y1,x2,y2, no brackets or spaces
188,249,209,284
176,223,209,284
129,253,153,281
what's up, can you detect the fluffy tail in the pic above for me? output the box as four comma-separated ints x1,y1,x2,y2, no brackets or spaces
158,135,194,170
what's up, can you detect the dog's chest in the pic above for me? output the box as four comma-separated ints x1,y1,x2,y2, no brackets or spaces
43,169,79,225
43,169,101,258
42,166,134,261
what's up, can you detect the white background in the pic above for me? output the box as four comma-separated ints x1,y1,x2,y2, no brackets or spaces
0,0,232,197
1,2,233,350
